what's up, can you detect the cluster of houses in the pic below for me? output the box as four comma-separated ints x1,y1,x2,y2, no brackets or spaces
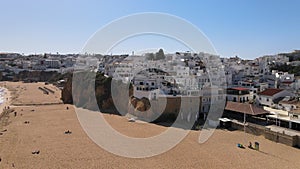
221,53,300,131
96,52,226,123
0,53,78,80
98,50,300,131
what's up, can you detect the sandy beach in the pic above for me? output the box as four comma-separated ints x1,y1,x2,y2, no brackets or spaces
0,82,300,169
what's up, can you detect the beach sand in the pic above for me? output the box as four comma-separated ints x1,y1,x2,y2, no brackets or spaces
0,82,300,169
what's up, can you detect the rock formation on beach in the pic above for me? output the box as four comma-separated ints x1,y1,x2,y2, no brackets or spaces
61,72,133,114
61,72,186,122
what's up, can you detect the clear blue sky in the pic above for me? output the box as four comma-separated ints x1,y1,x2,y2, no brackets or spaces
0,0,300,59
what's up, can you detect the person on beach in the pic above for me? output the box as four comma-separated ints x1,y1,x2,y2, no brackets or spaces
248,142,253,149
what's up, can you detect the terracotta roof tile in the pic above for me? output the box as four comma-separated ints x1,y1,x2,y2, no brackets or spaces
225,101,268,115
259,88,284,96
281,81,293,84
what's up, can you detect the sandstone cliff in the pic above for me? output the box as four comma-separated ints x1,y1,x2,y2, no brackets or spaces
61,72,200,123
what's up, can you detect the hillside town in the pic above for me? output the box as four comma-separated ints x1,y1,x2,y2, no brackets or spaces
1,50,300,135
2,1,300,168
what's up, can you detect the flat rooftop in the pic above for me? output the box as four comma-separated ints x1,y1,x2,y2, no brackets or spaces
266,125,300,136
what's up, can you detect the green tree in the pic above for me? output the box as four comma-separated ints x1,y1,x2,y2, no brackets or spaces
155,48,165,60
146,53,155,60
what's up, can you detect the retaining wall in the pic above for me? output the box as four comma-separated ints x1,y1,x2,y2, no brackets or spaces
231,121,299,147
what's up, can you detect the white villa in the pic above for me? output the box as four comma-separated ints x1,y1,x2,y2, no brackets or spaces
256,88,294,107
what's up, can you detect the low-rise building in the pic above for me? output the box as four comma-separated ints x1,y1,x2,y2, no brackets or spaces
226,87,252,103
256,88,294,107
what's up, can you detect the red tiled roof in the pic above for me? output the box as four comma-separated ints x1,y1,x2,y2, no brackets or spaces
225,101,268,115
282,81,293,84
259,88,284,96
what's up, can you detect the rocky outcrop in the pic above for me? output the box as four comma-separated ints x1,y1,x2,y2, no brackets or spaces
61,75,73,104
61,72,133,114
61,72,154,118
13,71,61,82
61,72,199,123
130,97,151,112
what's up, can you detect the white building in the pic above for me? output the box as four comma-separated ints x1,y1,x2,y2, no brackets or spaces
256,88,294,107
44,59,61,69
226,87,252,103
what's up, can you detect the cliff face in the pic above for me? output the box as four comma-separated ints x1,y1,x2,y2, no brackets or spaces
61,72,133,114
61,73,199,123
61,75,73,104
61,72,157,119
14,71,61,82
